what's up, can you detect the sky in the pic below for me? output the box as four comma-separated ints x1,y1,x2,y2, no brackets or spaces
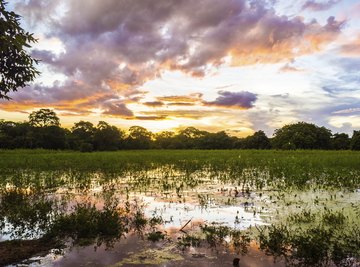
1,0,360,137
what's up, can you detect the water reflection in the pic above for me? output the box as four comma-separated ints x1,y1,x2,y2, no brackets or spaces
0,165,359,266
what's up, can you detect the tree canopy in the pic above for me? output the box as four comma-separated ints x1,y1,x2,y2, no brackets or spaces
0,110,358,151
0,0,39,99
29,109,60,127
272,122,332,150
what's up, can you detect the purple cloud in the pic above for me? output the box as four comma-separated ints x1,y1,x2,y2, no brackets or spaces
4,0,343,116
302,0,340,11
204,91,257,109
102,102,134,117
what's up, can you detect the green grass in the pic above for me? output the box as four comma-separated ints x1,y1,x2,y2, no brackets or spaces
1,149,359,190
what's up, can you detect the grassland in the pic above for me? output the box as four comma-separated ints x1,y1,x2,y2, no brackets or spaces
1,149,360,190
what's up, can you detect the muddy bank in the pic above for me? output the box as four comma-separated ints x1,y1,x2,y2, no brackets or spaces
0,238,61,266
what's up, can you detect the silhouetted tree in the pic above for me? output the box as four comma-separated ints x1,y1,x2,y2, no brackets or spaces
70,121,95,151
32,126,67,149
176,127,206,149
125,126,153,149
0,0,39,99
242,130,271,149
350,130,360,150
94,121,124,151
199,131,234,149
29,109,60,127
154,131,176,149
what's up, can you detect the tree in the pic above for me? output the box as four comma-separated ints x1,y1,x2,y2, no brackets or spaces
29,109,60,127
242,130,271,149
0,120,34,148
176,127,206,149
32,125,67,149
272,122,331,150
350,131,360,150
94,121,124,151
70,121,95,151
0,1,39,99
154,131,176,149
331,133,350,150
125,126,153,149
199,131,234,149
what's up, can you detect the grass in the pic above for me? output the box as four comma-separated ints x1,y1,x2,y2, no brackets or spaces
1,149,360,190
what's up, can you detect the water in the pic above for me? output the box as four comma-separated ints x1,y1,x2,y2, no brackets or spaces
1,166,359,266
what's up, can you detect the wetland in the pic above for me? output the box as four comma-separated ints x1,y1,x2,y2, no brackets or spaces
0,150,359,266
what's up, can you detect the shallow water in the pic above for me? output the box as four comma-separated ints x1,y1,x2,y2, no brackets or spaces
1,164,359,266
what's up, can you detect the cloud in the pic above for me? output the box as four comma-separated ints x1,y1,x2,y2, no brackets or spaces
141,110,223,120
167,102,196,106
142,101,164,107
340,35,360,56
302,0,340,11
132,116,167,120
6,0,343,118
204,91,257,109
156,93,203,103
279,63,304,72
102,101,134,117
332,108,360,115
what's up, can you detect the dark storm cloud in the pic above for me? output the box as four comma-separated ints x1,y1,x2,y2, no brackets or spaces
204,91,257,109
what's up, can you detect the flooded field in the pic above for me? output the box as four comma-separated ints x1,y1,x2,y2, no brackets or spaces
0,150,359,266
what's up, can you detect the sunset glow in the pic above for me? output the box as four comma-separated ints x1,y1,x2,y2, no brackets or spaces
1,0,360,136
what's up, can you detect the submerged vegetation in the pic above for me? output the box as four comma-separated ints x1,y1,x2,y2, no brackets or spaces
0,149,359,266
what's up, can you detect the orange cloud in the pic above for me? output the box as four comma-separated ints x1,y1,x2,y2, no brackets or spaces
156,93,203,103
340,35,360,56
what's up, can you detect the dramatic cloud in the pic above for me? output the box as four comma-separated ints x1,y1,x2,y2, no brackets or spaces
3,0,344,115
302,0,340,11
1,0,353,135
204,91,257,109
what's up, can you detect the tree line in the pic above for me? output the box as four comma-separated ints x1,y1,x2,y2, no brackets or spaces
0,109,359,151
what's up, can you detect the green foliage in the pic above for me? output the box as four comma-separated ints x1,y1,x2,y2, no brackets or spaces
48,202,128,244
177,234,202,250
146,231,166,242
331,133,350,150
0,111,357,150
272,122,332,149
0,0,39,99
237,130,271,149
351,130,360,150
94,121,124,151
0,189,56,238
126,126,153,149
259,209,360,266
